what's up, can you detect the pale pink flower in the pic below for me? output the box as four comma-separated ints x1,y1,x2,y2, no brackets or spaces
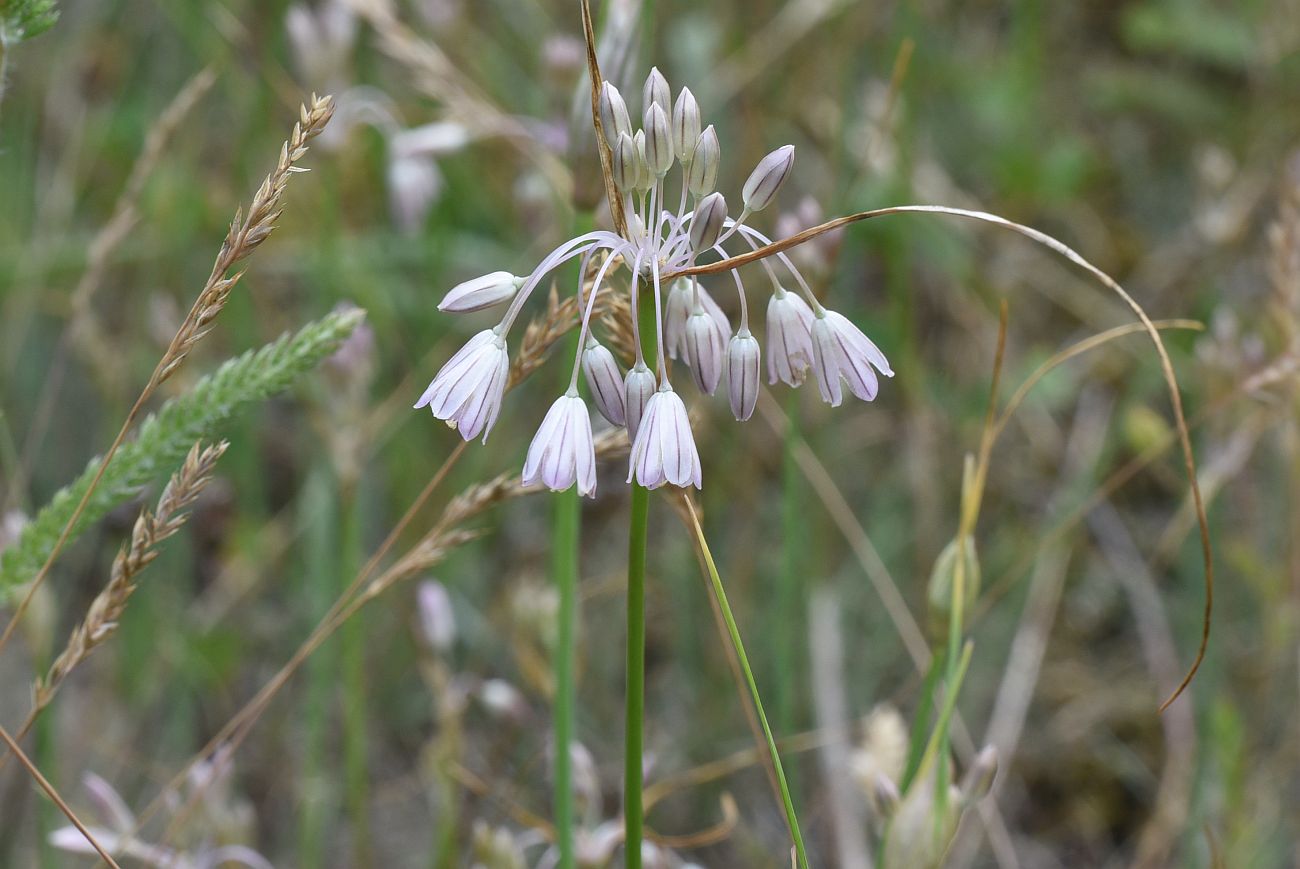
684,307,727,395
627,386,702,489
523,394,597,496
582,339,626,426
811,309,894,406
414,329,509,441
766,290,816,386
624,362,657,441
726,330,761,421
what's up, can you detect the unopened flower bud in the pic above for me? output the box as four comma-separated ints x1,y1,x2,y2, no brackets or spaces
632,129,653,192
643,103,673,177
685,310,726,395
582,339,626,426
612,132,638,192
672,87,701,163
686,126,719,198
742,144,795,212
624,362,656,441
726,330,761,421
960,745,998,804
690,191,728,253
438,271,522,313
598,80,632,141
926,534,981,642
642,66,670,113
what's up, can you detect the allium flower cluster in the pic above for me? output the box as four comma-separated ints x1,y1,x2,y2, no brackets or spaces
417,67,893,495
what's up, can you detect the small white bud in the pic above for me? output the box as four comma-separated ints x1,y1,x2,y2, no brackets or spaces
632,129,653,192
624,362,657,441
726,330,761,421
612,132,638,193
686,125,720,198
643,103,673,177
598,81,632,141
672,87,701,163
689,191,728,253
582,339,626,426
438,271,521,313
685,309,727,395
642,66,670,113
742,144,795,212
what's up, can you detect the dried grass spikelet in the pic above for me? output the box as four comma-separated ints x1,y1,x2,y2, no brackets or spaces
33,441,227,711
157,95,335,386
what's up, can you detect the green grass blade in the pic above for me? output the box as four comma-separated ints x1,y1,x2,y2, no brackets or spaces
685,497,809,869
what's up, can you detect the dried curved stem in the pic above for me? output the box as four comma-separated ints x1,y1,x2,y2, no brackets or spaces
669,204,1213,711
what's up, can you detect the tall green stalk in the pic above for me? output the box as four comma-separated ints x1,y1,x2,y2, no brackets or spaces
339,484,371,865
553,484,579,869
299,470,336,868
625,484,649,869
552,207,592,867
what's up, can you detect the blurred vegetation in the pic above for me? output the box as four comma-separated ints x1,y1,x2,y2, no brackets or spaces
1,0,1298,866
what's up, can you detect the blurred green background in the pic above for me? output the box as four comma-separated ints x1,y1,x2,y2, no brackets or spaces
1,0,1299,866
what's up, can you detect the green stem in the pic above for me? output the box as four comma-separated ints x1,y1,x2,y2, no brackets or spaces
625,484,649,869
688,500,809,869
553,487,579,868
553,207,592,867
340,484,371,865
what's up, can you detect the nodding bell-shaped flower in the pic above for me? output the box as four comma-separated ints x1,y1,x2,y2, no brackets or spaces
612,132,639,193
666,279,729,361
643,66,671,113
672,87,701,163
523,393,597,497
811,309,894,406
742,144,795,212
690,191,728,253
628,385,702,489
726,330,761,421
598,81,632,141
582,338,626,426
643,103,673,177
415,329,510,442
624,362,657,441
766,289,816,386
687,125,720,198
438,271,521,313
685,305,727,395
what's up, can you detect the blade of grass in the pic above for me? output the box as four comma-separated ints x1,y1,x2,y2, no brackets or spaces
683,496,809,869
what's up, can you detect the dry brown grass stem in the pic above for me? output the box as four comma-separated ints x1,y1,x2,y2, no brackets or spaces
6,67,216,513
672,204,1214,711
0,724,123,869
0,94,335,657
579,0,629,238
